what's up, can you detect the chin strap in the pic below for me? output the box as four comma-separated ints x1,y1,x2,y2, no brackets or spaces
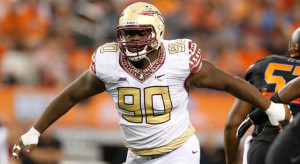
144,56,155,73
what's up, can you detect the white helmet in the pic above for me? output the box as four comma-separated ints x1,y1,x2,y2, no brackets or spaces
117,2,165,61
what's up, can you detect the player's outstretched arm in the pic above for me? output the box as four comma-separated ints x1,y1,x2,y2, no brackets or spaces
187,60,269,109
11,70,106,159
186,60,292,125
224,99,253,164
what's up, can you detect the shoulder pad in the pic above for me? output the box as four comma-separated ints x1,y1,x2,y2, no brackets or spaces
90,42,119,74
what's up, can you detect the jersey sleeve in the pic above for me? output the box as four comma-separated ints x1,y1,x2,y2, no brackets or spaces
89,42,119,82
188,41,203,74
245,57,267,84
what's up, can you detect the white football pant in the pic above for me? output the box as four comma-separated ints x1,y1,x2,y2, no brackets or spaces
124,134,200,164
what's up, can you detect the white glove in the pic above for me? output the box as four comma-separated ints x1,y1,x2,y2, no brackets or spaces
264,102,289,126
12,127,41,158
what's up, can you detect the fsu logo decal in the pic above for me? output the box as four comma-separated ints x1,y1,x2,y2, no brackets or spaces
139,6,164,23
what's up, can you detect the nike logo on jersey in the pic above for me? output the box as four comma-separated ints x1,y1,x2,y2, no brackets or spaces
118,77,127,82
155,74,166,79
192,150,198,154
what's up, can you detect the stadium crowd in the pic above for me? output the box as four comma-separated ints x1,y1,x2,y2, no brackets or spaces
0,0,299,87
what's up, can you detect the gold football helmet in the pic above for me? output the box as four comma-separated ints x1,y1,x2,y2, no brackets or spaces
117,2,165,61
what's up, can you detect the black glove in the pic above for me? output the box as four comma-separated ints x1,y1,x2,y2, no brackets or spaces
253,121,267,137
236,108,269,139
249,108,269,124
236,114,253,139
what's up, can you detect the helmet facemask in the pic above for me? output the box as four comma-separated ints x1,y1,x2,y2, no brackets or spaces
117,25,159,62
117,2,165,62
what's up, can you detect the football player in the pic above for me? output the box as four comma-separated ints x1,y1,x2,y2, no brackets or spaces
11,2,291,164
224,27,300,164
265,76,300,164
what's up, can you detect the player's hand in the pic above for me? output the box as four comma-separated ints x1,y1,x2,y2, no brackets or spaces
236,115,253,139
279,103,293,131
11,127,40,159
11,138,36,159
265,102,293,130
284,105,293,123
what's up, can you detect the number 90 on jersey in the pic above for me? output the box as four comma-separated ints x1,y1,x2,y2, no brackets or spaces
118,86,172,124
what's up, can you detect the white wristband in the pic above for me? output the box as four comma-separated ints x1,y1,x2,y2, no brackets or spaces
21,127,41,146
265,102,285,126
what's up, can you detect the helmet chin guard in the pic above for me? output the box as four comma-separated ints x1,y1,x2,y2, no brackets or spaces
125,46,148,62
117,2,164,61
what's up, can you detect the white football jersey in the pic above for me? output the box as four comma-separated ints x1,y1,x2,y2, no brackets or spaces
90,39,202,153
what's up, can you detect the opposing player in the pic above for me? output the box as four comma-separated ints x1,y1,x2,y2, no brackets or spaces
11,2,291,164
224,27,300,164
265,77,300,164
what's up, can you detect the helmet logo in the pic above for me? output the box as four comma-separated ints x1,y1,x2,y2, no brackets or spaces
290,43,299,51
139,6,164,23
289,43,299,57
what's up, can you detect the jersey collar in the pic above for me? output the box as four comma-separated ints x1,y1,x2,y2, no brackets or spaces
119,45,166,83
